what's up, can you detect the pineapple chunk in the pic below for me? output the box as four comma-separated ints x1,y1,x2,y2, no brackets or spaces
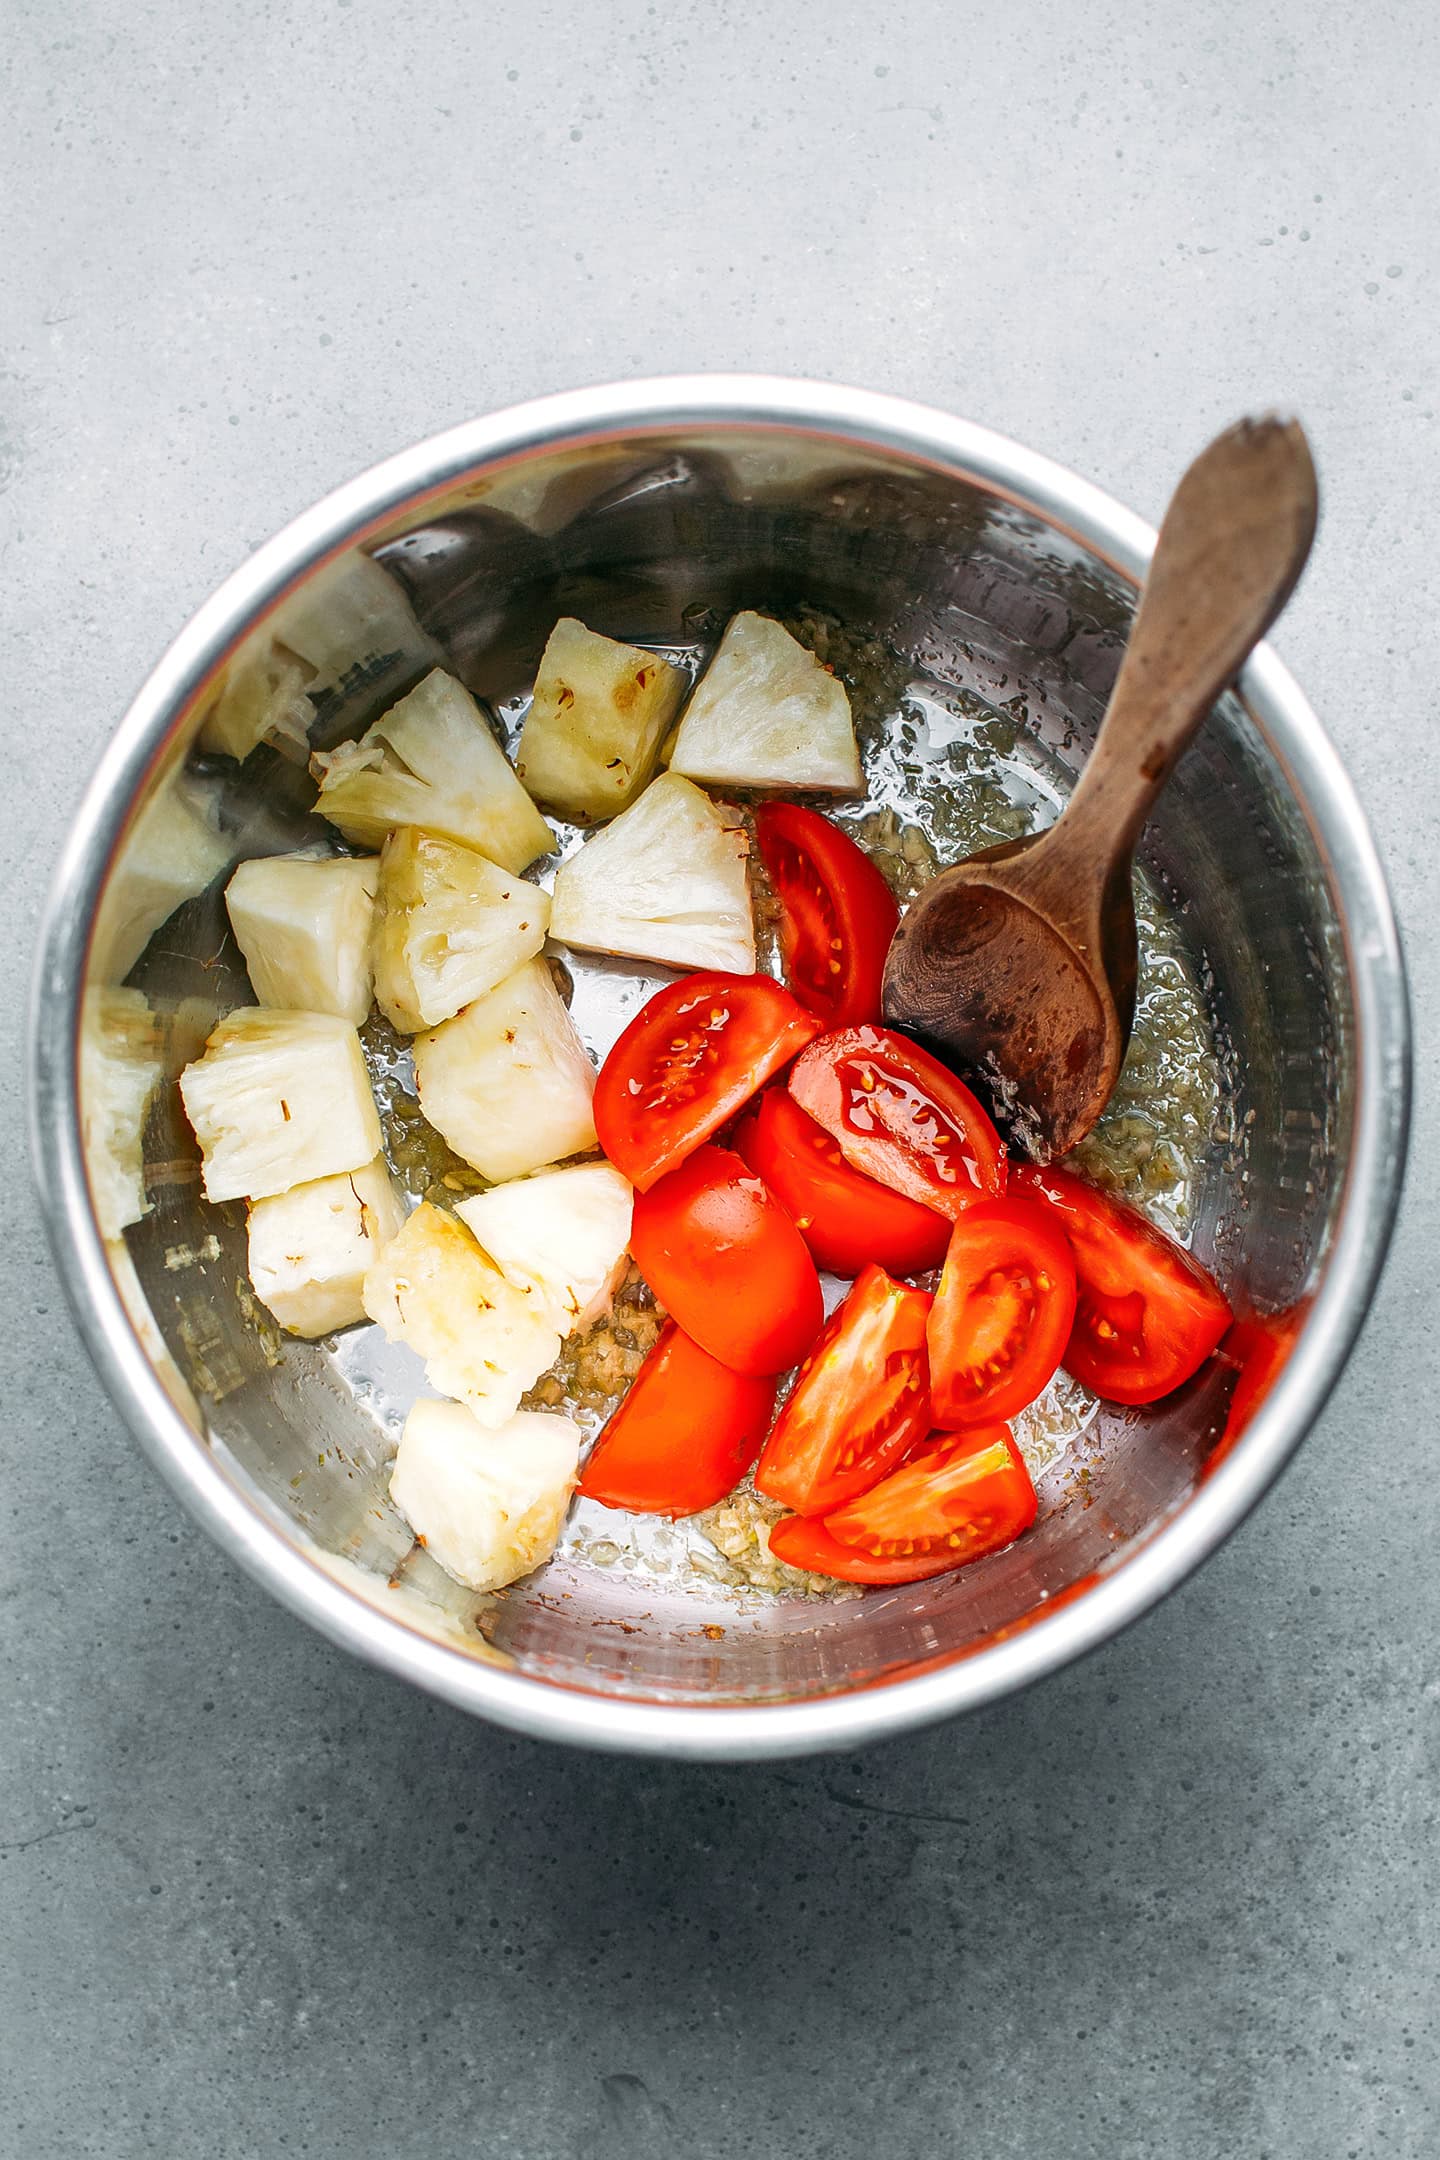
247,1157,406,1338
389,1399,581,1592
198,645,315,764
456,1162,633,1334
370,829,550,1034
412,959,596,1183
668,610,862,793
79,987,163,1239
225,854,378,1026
548,772,754,974
515,618,686,822
178,1008,382,1203
95,772,235,982
362,1203,561,1425
310,668,554,873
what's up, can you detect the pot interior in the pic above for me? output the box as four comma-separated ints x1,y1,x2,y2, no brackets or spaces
79,420,1350,1707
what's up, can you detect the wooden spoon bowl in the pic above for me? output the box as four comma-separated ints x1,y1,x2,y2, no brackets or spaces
883,415,1319,1160
883,835,1132,1162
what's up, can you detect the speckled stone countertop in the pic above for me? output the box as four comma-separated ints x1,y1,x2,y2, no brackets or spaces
3,3,1436,2152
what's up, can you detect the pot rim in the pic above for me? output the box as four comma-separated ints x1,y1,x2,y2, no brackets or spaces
28,374,1412,1759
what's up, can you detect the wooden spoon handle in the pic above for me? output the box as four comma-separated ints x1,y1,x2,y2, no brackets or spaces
1056,415,1318,861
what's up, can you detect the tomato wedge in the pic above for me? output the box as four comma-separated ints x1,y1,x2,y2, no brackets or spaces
755,804,899,1028
769,1425,1037,1583
1014,1163,1232,1404
594,972,823,1193
629,1144,824,1375
928,1196,1077,1426
755,1265,933,1515
767,1516,972,1585
732,1088,951,1278
788,1024,1006,1220
578,1323,775,1516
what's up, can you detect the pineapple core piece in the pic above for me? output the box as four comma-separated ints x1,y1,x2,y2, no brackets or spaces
362,1202,562,1426
224,854,378,1027
668,610,862,793
247,1157,406,1338
456,1161,632,1335
548,771,754,974
248,1166,405,1330
389,1400,581,1592
370,829,549,1034
515,618,686,823
178,1008,382,1203
310,668,554,873
412,959,597,1183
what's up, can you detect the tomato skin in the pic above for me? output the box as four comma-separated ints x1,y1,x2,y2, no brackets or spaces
732,1088,952,1278
755,803,899,1028
1014,1163,1232,1405
768,1515,975,1584
788,1025,1006,1221
594,972,824,1193
755,1264,934,1515
769,1425,1037,1584
578,1323,775,1516
928,1196,1078,1426
629,1144,825,1376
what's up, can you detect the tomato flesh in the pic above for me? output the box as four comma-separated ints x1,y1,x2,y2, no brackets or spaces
594,971,823,1193
767,1516,975,1585
825,1424,1036,1556
755,1264,933,1515
769,1425,1037,1583
789,1025,1006,1221
755,803,899,1028
928,1196,1077,1426
578,1323,775,1516
1014,1163,1232,1404
628,1143,824,1376
732,1088,951,1278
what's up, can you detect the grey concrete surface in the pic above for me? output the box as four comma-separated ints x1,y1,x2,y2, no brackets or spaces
4,1,1437,2153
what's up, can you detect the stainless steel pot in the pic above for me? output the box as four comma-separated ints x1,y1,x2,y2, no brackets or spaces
30,378,1410,1758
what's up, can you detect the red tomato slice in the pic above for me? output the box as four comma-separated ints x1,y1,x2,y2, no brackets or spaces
629,1143,824,1375
928,1196,1078,1426
1014,1163,1232,1405
767,1515,974,1585
578,1323,775,1516
769,1425,1037,1583
732,1088,951,1278
755,1264,933,1515
755,803,899,1028
788,1024,1007,1221
594,972,823,1193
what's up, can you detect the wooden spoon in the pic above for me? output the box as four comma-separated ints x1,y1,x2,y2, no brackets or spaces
881,414,1318,1162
